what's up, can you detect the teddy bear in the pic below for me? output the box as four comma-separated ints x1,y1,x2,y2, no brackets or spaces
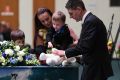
39,48,76,66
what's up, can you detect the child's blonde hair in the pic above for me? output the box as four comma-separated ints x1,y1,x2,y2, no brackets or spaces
52,11,66,23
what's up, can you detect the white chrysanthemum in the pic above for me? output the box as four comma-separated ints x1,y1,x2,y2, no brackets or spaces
17,51,26,56
0,56,5,63
22,48,27,52
5,49,14,56
2,41,7,44
14,45,20,51
2,62,7,66
0,42,3,45
18,56,23,62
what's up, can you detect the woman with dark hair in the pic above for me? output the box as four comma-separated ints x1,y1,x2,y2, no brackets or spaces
34,7,78,57
34,8,53,48
33,8,53,57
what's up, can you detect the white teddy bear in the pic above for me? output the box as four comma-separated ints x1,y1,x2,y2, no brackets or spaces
39,48,76,66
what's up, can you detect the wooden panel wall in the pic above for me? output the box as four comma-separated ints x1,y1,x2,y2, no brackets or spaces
0,0,19,30
33,0,55,15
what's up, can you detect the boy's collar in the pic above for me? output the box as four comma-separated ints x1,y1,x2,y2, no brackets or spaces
56,24,66,33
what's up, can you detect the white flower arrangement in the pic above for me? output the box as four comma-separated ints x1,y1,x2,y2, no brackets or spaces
0,41,40,66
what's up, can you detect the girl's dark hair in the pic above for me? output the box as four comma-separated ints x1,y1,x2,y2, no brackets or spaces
11,29,25,41
34,14,44,31
34,7,53,31
37,7,52,17
65,0,86,10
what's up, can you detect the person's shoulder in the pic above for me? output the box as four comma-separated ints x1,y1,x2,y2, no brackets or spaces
86,13,97,21
85,13,102,24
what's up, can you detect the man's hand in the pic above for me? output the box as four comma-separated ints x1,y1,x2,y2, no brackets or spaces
52,50,65,57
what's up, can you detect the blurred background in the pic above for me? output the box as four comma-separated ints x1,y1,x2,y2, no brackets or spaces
0,0,120,57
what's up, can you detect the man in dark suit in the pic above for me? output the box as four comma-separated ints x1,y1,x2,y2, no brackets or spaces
52,0,113,80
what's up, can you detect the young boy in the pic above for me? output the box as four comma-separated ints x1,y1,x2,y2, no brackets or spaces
10,29,25,48
46,11,74,50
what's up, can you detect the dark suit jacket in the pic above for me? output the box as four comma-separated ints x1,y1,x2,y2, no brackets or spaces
65,13,113,80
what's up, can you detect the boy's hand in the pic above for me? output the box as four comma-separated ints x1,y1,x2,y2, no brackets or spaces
48,42,53,48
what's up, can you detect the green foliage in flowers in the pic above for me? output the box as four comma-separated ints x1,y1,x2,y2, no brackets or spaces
0,41,40,66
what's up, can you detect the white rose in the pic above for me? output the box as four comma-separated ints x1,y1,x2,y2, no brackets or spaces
3,41,7,44
22,48,27,52
5,49,14,56
0,42,3,45
0,56,5,63
17,51,26,56
2,62,7,66
14,45,20,51
18,56,23,62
